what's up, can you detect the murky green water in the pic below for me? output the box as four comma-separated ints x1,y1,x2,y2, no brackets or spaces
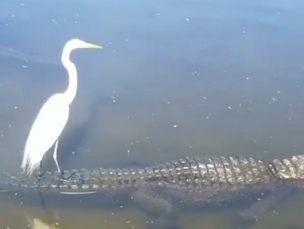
1,0,304,228
1,194,304,229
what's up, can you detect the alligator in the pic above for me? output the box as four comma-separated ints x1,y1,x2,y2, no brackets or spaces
1,154,304,229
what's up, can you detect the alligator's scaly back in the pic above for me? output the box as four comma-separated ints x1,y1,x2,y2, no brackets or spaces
0,156,273,194
268,154,304,180
1,154,304,195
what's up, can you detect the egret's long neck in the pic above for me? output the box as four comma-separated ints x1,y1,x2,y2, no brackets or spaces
61,46,77,105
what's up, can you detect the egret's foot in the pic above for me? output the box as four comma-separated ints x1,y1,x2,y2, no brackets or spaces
59,171,76,181
33,173,45,186
36,171,44,183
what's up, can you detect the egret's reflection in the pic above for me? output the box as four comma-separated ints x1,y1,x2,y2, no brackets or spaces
25,210,60,229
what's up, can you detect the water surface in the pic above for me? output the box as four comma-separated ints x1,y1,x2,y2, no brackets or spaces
1,0,304,228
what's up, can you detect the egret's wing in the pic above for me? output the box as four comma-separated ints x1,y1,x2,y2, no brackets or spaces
23,94,69,164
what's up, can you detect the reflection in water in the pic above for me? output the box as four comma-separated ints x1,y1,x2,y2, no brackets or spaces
29,218,59,229
26,212,60,229
0,184,303,229
24,192,61,228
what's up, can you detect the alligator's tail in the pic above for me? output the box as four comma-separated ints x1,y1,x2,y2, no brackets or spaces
0,182,98,195
0,173,113,210
0,171,98,195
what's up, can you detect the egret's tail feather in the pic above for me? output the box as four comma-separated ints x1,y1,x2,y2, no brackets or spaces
25,161,40,176
20,151,41,176
20,154,29,170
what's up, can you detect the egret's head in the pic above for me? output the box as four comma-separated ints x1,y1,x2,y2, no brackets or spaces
67,38,102,50
61,38,102,64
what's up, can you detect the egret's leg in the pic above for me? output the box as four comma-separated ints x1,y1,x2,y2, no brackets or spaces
37,157,44,183
52,140,75,181
53,140,61,173
39,160,43,170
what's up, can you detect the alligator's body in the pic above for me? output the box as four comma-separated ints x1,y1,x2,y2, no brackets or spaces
1,154,304,229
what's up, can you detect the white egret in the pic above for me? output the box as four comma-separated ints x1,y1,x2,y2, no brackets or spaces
21,38,102,176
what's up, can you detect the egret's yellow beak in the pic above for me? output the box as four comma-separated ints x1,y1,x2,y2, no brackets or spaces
88,43,102,49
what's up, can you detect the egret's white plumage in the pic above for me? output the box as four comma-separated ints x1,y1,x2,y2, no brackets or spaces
21,38,102,175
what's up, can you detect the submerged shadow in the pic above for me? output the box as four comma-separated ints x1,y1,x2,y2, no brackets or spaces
41,96,107,172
